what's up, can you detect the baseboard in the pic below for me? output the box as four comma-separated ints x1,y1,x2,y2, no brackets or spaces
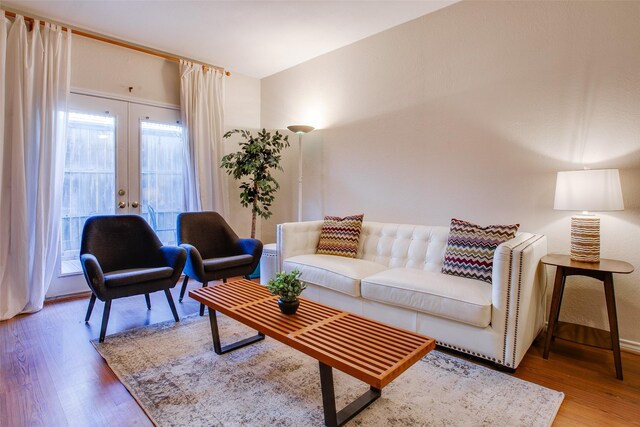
45,290,92,302
543,321,640,355
621,339,640,355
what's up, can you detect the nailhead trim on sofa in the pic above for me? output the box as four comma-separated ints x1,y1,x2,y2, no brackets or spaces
438,341,499,364
510,235,545,366
500,234,544,368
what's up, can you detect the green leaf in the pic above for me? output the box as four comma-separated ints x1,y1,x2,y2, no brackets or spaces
220,128,292,225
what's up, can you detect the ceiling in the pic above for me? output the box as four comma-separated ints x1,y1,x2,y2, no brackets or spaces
3,1,456,79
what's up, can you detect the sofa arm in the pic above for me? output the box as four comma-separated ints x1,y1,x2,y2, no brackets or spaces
276,221,324,270
180,243,206,281
491,233,548,368
237,238,263,272
160,245,187,285
80,253,107,299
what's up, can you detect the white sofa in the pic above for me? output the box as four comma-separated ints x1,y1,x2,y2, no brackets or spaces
277,220,547,370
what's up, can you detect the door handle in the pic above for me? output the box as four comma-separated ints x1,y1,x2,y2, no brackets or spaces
131,201,139,208
118,201,126,209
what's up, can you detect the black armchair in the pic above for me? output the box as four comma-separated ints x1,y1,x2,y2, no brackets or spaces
177,211,263,315
80,215,187,342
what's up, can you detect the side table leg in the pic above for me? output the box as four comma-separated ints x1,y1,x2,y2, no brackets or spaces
603,274,623,380
555,276,567,327
543,267,565,359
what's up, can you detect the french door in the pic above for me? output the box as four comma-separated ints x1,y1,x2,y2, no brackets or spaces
130,103,185,245
49,93,185,296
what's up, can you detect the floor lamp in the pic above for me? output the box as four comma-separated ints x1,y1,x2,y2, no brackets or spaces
287,125,315,222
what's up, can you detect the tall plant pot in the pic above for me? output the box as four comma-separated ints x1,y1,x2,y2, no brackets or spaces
278,298,299,315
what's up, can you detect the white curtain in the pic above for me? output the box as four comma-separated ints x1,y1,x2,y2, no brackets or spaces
179,60,228,215
0,13,71,320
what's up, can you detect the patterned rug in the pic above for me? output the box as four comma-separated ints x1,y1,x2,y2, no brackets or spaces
93,314,563,427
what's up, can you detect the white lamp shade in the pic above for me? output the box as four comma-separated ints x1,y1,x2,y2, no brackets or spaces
554,169,624,211
287,125,315,134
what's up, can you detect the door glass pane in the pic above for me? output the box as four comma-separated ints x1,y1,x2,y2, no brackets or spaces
61,112,116,274
140,121,185,245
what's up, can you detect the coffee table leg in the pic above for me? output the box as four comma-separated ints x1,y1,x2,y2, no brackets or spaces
318,362,381,427
208,307,265,355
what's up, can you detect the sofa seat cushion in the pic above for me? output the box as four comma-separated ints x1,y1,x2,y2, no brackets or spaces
105,267,174,287
203,254,254,272
361,268,492,327
284,254,387,297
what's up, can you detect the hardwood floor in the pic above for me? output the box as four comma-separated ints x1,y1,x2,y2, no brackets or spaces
1,280,639,426
515,340,640,426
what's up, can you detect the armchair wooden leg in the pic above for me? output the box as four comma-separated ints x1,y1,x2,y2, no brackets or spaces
99,300,112,343
199,281,209,317
179,275,190,302
85,293,97,322
165,289,180,322
145,293,151,310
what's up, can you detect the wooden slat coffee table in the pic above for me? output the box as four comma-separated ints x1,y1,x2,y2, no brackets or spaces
190,279,435,427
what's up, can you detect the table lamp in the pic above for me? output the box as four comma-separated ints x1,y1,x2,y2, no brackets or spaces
554,169,624,262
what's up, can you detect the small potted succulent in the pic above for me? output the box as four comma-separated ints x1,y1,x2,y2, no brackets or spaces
266,270,307,315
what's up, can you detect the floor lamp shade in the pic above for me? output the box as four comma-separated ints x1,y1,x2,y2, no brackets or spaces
554,169,624,262
287,125,315,135
287,125,315,222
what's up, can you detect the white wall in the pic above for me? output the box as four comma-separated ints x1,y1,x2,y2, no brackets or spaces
222,73,261,238
71,35,180,105
261,1,640,346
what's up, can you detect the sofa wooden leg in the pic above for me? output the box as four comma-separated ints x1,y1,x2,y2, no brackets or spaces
99,300,112,343
165,289,180,322
85,293,97,322
495,363,516,374
179,275,190,302
199,281,208,316
145,293,151,310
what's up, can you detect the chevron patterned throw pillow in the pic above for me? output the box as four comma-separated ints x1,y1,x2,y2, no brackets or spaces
441,218,519,283
316,214,364,258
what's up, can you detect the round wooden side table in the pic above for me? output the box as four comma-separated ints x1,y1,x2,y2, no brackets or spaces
541,253,634,380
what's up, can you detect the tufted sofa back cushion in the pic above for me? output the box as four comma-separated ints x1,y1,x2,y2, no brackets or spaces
357,222,450,272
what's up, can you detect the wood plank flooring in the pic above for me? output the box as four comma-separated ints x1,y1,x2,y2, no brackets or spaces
1,280,639,426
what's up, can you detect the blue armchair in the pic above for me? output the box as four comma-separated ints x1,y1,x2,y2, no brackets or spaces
177,211,262,316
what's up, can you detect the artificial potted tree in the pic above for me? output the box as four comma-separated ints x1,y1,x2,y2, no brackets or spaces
221,129,290,239
266,270,307,314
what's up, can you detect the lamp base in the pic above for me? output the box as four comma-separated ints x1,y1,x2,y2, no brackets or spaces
570,215,600,263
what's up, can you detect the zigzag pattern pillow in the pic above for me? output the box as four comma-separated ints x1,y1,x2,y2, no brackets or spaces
441,218,519,283
316,214,364,258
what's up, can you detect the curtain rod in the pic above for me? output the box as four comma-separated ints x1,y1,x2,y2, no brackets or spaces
2,9,230,76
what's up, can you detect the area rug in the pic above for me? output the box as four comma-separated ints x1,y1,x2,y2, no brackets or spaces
93,314,563,427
